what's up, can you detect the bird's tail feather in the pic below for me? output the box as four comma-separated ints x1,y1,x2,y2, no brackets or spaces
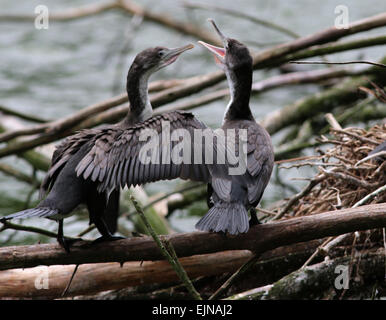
195,201,249,235
0,207,59,222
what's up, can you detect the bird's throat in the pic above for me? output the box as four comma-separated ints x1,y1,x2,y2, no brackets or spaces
223,68,254,123
126,70,152,125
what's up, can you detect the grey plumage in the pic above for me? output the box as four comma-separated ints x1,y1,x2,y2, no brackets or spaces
195,199,249,235
76,111,230,193
1,45,195,250
1,207,59,220
196,20,274,235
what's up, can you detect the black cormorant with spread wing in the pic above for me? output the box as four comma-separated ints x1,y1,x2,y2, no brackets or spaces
0,44,193,251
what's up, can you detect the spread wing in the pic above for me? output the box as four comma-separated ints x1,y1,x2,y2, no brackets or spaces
75,111,231,194
40,129,98,198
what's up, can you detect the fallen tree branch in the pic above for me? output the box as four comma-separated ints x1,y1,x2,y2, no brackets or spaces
0,239,329,298
277,35,386,65
0,251,251,298
260,64,386,135
0,203,385,271
226,250,385,300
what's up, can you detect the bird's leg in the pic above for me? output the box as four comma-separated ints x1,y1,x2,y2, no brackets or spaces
249,207,261,227
56,219,82,253
92,216,125,244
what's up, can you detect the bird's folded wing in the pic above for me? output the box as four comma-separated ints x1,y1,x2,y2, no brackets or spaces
245,126,274,204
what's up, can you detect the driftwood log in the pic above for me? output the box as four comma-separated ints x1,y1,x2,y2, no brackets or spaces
0,240,326,298
0,251,251,298
0,203,385,271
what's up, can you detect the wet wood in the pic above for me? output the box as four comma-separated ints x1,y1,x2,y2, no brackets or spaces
0,251,251,298
0,239,328,298
0,203,385,271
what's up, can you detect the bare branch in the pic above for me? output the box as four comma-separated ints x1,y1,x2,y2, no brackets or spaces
0,203,385,271
289,60,386,68
182,2,300,39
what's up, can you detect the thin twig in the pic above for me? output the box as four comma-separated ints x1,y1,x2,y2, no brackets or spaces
301,237,333,268
355,151,386,167
61,264,80,297
352,184,386,208
272,175,325,220
209,254,260,300
0,163,40,186
300,184,386,268
320,167,378,190
282,35,386,64
329,129,380,146
0,105,49,123
289,60,386,68
325,113,342,130
0,220,78,241
255,207,277,216
129,195,202,300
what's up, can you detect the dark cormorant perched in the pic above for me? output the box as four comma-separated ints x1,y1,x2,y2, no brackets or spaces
195,20,274,235
0,44,194,251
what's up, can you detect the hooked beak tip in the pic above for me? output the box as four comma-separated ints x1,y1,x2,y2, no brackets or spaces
169,43,194,56
207,18,227,47
185,43,195,50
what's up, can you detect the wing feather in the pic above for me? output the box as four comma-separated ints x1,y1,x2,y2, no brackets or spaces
76,111,230,193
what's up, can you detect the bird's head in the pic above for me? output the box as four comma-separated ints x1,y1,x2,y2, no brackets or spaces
131,44,194,75
198,19,252,71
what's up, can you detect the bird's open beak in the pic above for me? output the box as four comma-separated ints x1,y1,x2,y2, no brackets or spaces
162,44,194,66
198,19,227,66
198,41,225,65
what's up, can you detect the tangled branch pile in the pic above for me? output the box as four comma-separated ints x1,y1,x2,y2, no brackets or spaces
281,124,386,217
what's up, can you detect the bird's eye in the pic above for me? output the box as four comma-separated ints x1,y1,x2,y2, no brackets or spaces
158,51,165,58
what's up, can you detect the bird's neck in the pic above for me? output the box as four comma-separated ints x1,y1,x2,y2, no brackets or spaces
124,67,153,125
223,66,254,123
